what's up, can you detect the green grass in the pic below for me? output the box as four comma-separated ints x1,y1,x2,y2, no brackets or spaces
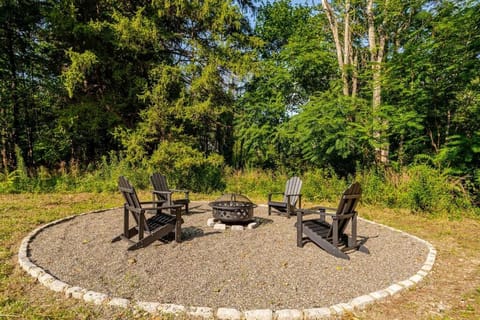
0,192,153,319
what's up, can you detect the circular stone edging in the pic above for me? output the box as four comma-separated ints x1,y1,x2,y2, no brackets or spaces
18,205,436,320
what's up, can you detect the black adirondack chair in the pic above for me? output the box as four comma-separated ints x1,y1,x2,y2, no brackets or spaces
150,173,190,214
268,176,302,218
112,176,183,250
296,182,369,259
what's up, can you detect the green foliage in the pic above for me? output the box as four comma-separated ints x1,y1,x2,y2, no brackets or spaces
301,169,347,203
356,169,395,207
1,0,480,217
356,165,474,217
149,141,225,193
291,91,373,175
62,49,98,98
234,2,336,170
224,169,281,198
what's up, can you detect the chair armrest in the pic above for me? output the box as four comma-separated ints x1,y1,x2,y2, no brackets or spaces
140,200,165,206
332,212,356,220
310,205,337,213
152,190,173,195
142,204,183,215
295,208,317,216
268,192,284,202
285,193,302,203
296,206,329,221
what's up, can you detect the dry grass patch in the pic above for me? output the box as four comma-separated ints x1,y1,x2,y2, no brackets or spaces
351,207,480,320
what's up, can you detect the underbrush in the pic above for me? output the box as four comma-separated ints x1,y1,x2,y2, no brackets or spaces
0,155,478,218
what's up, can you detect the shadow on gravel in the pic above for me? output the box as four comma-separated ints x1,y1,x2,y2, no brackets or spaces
186,204,209,215
181,226,221,241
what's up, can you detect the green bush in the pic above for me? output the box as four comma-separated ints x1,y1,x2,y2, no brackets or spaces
0,147,476,219
149,141,225,193
302,168,347,203
224,169,281,199
400,164,472,216
356,168,399,206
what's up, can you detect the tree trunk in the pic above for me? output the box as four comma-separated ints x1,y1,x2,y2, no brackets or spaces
4,23,19,170
321,0,349,96
367,0,389,164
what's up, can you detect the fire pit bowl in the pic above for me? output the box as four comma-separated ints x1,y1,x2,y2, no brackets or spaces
209,193,257,223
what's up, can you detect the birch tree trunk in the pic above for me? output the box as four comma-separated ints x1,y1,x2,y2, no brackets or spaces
367,0,389,164
321,0,389,165
321,0,356,96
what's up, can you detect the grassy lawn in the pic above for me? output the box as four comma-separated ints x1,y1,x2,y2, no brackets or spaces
1,193,479,319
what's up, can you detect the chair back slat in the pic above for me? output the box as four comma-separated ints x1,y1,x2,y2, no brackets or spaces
150,173,170,202
118,176,142,209
330,182,361,237
283,176,302,206
150,173,169,192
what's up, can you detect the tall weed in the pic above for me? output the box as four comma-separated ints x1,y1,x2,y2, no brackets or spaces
224,169,281,198
302,168,347,203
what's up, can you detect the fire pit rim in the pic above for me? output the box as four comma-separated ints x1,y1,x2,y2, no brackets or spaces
209,193,256,222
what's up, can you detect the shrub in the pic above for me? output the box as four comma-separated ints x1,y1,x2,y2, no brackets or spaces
397,164,473,216
224,169,281,199
302,168,347,203
149,141,225,193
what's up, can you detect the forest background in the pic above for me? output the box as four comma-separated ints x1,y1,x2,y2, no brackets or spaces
1,0,480,216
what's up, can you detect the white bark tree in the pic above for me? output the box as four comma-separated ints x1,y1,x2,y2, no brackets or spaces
320,0,416,164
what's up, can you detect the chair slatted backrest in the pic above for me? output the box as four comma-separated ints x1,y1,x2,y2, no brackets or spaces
118,176,147,229
283,176,302,206
150,173,169,200
118,176,142,208
329,182,362,237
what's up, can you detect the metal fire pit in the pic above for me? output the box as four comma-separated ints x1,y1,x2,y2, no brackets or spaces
209,193,256,223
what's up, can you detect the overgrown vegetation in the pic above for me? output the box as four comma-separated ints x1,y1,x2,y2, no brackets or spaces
1,0,479,212
1,151,477,218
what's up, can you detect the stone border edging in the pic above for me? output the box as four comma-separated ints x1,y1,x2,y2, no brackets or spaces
18,204,436,319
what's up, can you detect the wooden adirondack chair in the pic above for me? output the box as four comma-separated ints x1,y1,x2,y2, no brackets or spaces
268,176,302,218
296,182,368,259
150,173,190,214
112,176,183,250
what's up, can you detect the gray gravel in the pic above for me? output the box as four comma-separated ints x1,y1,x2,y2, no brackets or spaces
28,202,429,311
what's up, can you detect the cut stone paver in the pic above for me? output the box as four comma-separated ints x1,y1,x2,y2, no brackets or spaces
65,286,87,299
48,279,69,292
83,291,108,305
213,223,226,230
244,309,273,320
274,309,302,320
386,283,404,296
398,279,415,289
158,303,186,315
369,290,390,300
108,297,130,308
330,302,353,314
187,306,214,319
303,307,332,319
217,307,243,320
136,301,160,314
350,295,376,309
409,274,424,284
37,273,55,285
